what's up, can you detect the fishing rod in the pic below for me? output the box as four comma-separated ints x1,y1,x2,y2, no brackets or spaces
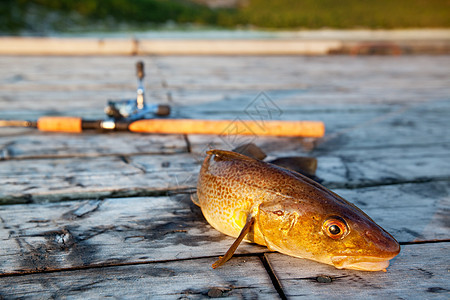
0,62,325,138
0,117,325,137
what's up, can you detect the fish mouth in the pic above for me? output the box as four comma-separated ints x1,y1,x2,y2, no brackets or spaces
331,255,396,272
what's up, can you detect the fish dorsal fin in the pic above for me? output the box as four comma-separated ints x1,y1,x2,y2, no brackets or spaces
207,149,256,162
269,156,317,177
232,143,267,160
191,192,201,207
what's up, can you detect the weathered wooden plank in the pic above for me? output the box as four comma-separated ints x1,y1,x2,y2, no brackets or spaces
0,56,162,89
321,144,450,188
0,181,447,275
315,99,450,152
186,98,450,152
0,53,447,299
0,154,199,203
1,33,450,55
0,256,280,299
139,39,343,55
0,56,168,115
0,37,138,55
1,56,449,112
0,195,266,275
1,55,448,161
187,137,450,188
153,56,450,94
333,182,450,241
184,97,450,189
0,132,187,159
1,97,447,161
1,142,449,202
265,243,450,299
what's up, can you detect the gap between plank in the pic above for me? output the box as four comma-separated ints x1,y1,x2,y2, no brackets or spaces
259,253,288,300
2,176,449,205
399,239,450,245
0,254,220,278
0,150,191,161
183,134,192,153
326,176,450,190
1,241,449,279
118,155,147,174
0,252,263,278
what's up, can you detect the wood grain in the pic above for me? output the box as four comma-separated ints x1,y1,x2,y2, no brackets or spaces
0,195,265,275
0,154,199,203
1,56,449,112
0,132,187,159
0,256,280,299
0,55,448,298
0,181,447,275
265,243,450,299
1,144,448,202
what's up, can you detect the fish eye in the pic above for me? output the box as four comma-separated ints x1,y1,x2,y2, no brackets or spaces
323,217,348,240
328,224,340,235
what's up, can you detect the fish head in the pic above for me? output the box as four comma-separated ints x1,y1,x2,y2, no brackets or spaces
257,195,400,271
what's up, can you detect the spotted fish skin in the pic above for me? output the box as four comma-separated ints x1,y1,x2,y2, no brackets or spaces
196,149,400,271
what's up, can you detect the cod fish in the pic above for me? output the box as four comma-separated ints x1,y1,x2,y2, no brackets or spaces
194,150,400,271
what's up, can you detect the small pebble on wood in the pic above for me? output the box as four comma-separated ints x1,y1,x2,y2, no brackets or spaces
316,275,333,283
208,287,229,298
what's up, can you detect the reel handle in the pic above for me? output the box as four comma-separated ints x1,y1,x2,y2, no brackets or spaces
136,61,145,80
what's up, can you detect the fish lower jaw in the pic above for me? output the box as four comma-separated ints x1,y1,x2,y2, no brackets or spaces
331,256,392,272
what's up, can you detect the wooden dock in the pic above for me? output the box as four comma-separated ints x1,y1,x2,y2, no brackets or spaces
0,55,449,299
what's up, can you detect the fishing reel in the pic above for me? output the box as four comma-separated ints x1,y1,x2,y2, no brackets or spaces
104,61,170,121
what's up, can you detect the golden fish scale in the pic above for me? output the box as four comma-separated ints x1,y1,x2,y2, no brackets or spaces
197,151,320,244
197,150,401,271
198,162,262,238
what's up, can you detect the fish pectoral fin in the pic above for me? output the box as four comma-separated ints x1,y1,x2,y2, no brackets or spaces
212,216,255,269
190,192,201,207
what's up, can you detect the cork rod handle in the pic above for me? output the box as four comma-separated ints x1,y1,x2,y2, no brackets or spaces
129,119,325,138
37,116,83,133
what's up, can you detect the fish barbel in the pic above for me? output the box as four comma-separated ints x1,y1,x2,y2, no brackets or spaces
195,150,400,271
